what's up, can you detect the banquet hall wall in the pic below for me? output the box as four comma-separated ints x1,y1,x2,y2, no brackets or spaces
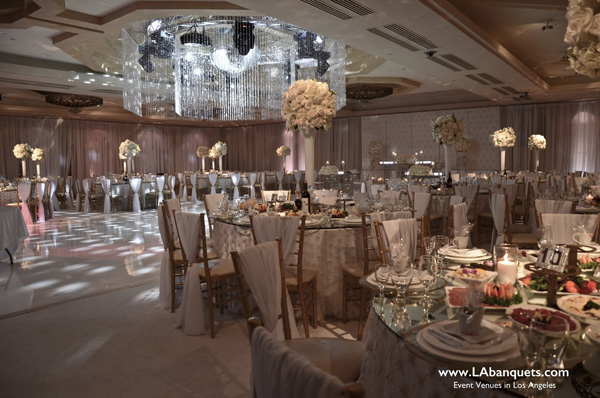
0,99,598,180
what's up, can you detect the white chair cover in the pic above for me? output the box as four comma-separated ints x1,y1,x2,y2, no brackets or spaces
169,175,176,199
178,173,187,202
16,182,33,225
36,182,45,223
574,177,587,193
451,202,469,238
74,179,81,211
380,190,402,204
252,326,344,398
361,170,371,182
252,216,300,266
413,192,430,219
371,184,386,198
502,183,518,209
238,241,300,340
164,198,182,242
390,170,397,179
353,193,369,208
190,173,198,202
364,181,373,196
156,175,165,205
381,218,418,262
490,193,506,247
204,193,225,218
101,178,111,214
408,184,430,195
276,171,284,190
250,172,257,198
232,173,241,200
65,177,73,208
453,184,478,210
48,179,58,218
449,195,464,207
208,173,218,195
82,178,91,213
370,211,412,257
315,197,338,206
294,171,302,192
157,205,171,309
130,177,142,212
535,199,573,215
260,172,266,191
174,212,207,336
541,214,599,245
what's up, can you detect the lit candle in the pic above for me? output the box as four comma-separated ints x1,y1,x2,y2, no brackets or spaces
497,254,518,284
326,161,329,165
420,150,423,154
392,152,397,156
341,160,345,168
586,194,594,204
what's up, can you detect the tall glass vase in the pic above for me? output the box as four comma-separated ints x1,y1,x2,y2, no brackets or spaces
36,162,41,178
443,144,450,178
300,127,317,188
201,156,206,173
283,155,287,173
533,149,540,172
123,160,127,175
500,149,506,174
21,160,26,178
219,155,223,172
127,157,132,178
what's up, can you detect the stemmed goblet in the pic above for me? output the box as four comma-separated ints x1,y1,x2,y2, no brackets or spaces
373,264,390,314
417,254,438,325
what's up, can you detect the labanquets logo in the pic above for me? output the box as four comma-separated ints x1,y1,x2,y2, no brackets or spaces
438,367,569,391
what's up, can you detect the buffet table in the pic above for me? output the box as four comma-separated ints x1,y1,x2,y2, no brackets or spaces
213,217,363,319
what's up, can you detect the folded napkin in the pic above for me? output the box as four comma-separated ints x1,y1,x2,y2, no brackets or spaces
444,248,487,257
440,322,498,345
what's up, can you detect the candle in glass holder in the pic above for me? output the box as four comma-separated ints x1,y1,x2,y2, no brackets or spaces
586,194,594,204
341,160,345,168
326,161,329,165
497,253,518,284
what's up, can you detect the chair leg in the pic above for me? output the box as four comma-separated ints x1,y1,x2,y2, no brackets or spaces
297,283,310,338
170,270,176,313
207,282,216,338
357,287,369,341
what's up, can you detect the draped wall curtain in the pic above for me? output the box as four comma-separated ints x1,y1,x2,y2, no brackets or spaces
0,116,362,181
501,100,600,173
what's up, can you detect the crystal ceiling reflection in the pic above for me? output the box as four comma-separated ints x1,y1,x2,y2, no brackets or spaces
122,16,346,121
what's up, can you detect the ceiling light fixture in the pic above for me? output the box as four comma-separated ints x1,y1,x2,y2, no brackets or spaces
346,84,393,101
122,16,346,121
45,93,103,108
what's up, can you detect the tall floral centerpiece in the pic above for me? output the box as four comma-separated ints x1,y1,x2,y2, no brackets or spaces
564,0,600,78
528,134,546,172
212,141,227,172
32,148,45,177
119,139,140,176
454,136,472,172
491,127,516,174
431,114,464,178
276,145,291,172
197,146,210,173
209,148,218,171
282,79,336,188
13,143,33,177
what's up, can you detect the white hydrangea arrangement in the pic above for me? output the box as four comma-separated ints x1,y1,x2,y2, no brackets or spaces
528,134,547,150
208,148,218,159
564,0,600,78
212,141,227,156
396,154,417,165
276,145,291,157
13,143,33,159
197,146,210,157
119,139,140,158
454,136,472,152
32,148,45,161
491,127,517,148
318,165,339,175
281,79,336,132
407,164,433,176
431,114,464,145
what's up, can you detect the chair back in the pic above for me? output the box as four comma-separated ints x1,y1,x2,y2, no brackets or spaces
447,202,469,239
250,326,364,398
540,214,600,244
489,193,507,248
250,215,304,267
374,218,419,263
533,199,576,227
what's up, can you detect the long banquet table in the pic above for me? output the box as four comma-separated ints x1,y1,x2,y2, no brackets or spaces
213,216,363,320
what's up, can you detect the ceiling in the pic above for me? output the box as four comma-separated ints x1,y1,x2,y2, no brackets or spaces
0,0,598,126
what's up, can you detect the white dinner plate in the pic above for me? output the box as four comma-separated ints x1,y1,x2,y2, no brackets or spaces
440,247,490,258
506,303,582,334
557,295,600,324
338,217,362,225
416,328,520,364
444,254,492,264
420,320,515,355
366,272,425,291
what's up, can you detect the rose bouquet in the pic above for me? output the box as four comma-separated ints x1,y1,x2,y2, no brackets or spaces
454,136,472,152
281,79,336,132
32,148,45,161
276,145,291,157
431,114,464,145
318,165,339,175
491,127,517,148
13,143,33,159
119,139,140,158
564,0,600,78
528,134,546,150
197,146,210,157
212,141,227,156
407,164,433,176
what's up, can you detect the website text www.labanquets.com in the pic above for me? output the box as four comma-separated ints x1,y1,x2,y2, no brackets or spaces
437,367,569,391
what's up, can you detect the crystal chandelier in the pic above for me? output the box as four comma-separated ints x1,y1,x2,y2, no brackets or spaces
122,16,346,121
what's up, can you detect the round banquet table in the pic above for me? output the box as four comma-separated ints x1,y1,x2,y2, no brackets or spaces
0,206,29,263
213,217,363,320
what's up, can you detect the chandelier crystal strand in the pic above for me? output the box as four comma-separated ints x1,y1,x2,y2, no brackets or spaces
122,16,345,121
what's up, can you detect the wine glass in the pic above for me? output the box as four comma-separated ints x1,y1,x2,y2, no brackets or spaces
417,255,437,325
391,259,413,313
431,235,449,272
373,264,390,314
530,316,569,371
536,226,553,249
424,236,435,255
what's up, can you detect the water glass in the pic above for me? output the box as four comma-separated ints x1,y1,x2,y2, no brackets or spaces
536,226,553,249
391,260,413,312
418,255,437,325
374,264,390,313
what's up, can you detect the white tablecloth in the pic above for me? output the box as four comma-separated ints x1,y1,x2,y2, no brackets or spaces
0,206,29,262
213,219,362,319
